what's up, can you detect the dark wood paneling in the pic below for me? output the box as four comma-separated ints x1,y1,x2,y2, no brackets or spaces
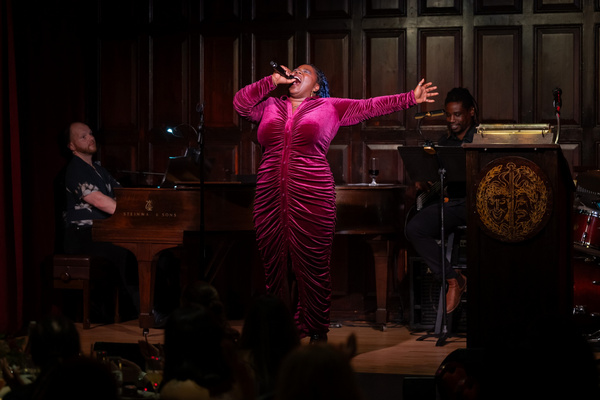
308,0,352,19
327,144,350,184
203,34,240,128
309,31,351,98
100,39,139,132
201,0,241,21
364,143,406,184
475,27,521,123
253,32,295,99
152,33,189,128
252,0,294,21
535,0,583,13
364,30,407,128
535,25,581,125
475,0,522,14
418,28,462,125
363,0,406,17
418,0,461,16
597,24,600,126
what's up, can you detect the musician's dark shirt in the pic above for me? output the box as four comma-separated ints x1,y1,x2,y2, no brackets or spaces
64,156,121,226
436,124,476,199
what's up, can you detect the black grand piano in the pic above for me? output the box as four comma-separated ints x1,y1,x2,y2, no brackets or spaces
93,182,406,333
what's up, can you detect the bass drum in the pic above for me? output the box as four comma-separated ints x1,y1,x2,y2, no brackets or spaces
573,209,600,249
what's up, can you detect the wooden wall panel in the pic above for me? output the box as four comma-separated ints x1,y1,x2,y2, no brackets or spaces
100,39,139,133
309,31,351,98
418,29,461,125
418,0,461,16
534,0,582,13
560,143,581,179
201,0,241,21
327,144,350,184
475,27,521,123
535,26,581,125
475,0,522,14
364,0,405,17
308,0,352,18
364,30,406,128
203,35,240,128
204,143,240,182
252,0,294,21
152,34,189,128
253,33,295,99
365,143,405,184
597,24,600,126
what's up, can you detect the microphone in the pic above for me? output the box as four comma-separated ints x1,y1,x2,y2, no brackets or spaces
414,109,445,120
553,87,562,115
270,61,295,80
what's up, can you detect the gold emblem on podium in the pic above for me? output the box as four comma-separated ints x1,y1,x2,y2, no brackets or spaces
475,156,552,242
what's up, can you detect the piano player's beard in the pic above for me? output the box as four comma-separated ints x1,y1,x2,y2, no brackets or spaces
73,143,97,156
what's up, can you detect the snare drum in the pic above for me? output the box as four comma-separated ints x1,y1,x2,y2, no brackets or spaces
573,209,600,249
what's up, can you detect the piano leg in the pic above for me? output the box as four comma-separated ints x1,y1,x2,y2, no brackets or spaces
138,258,156,333
366,235,392,331
118,243,175,334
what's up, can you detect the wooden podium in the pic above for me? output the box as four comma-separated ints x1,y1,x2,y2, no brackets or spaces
464,142,574,348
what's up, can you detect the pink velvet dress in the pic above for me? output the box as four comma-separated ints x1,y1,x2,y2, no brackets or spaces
234,76,416,336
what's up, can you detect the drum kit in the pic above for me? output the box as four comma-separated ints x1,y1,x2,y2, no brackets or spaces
572,170,600,343
573,170,600,255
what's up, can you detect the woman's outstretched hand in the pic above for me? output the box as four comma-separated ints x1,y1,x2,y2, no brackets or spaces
413,79,439,103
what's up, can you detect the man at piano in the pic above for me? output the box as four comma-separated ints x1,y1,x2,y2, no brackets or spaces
62,122,140,321
405,87,478,314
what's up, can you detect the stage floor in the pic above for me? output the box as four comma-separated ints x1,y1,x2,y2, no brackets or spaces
77,319,466,377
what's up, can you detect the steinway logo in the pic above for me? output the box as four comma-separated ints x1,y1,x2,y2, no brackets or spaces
119,199,178,218
121,211,178,218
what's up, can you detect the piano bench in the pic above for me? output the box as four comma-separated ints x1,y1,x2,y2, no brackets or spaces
52,254,120,329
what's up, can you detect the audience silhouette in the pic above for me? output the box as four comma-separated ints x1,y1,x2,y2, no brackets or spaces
239,295,301,400
273,334,362,400
159,305,253,400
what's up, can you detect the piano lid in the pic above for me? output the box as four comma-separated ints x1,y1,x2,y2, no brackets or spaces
159,150,203,188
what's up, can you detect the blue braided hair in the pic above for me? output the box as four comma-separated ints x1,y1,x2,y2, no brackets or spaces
309,64,331,98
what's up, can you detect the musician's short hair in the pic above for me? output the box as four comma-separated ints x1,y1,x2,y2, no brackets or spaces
444,87,479,123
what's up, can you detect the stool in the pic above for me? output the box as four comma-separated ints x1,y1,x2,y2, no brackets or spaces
52,254,120,329
434,226,467,334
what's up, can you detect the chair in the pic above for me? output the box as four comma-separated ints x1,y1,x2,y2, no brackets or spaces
52,254,120,329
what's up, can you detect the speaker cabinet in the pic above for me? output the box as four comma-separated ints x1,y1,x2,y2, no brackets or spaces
409,257,466,331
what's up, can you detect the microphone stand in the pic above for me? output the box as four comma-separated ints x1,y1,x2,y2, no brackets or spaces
435,150,449,346
196,104,206,275
413,111,451,346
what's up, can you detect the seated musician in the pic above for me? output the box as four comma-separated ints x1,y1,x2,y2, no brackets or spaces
405,88,478,314
62,122,140,320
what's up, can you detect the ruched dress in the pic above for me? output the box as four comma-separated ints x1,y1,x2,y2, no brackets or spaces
234,76,416,337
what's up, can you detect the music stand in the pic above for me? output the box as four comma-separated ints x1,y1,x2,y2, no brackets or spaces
398,145,466,346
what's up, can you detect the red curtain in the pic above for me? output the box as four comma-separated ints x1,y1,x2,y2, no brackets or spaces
0,0,23,334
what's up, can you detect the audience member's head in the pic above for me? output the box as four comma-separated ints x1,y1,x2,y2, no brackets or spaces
179,280,239,341
32,356,119,400
28,314,81,370
161,305,237,397
239,295,300,396
273,337,363,400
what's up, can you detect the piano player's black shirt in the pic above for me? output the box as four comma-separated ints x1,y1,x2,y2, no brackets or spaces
64,155,121,226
